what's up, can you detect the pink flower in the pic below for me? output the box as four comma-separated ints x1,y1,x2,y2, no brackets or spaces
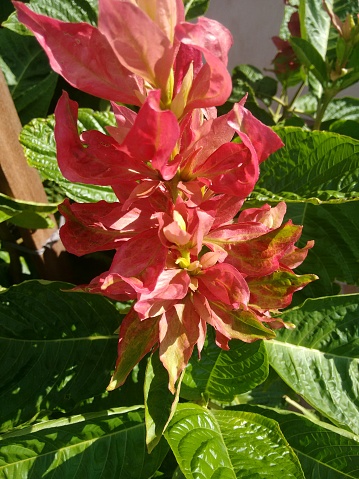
14,0,233,116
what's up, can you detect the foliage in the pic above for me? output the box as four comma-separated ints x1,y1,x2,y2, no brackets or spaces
0,0,358,477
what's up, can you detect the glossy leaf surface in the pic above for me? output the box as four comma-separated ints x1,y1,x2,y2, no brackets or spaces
266,294,359,435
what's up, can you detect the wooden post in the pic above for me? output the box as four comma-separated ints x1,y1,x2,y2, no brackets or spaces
0,69,69,280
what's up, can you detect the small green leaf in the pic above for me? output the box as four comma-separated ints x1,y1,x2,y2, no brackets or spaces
165,404,305,478
184,0,210,20
20,110,117,203
290,37,328,84
0,280,123,432
266,294,359,435
181,330,269,403
144,353,182,453
0,407,169,479
0,193,57,229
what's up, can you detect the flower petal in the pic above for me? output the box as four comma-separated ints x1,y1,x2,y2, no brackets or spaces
107,308,160,391
14,1,143,104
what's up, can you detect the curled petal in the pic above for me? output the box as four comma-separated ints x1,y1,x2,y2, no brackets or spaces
59,199,155,255
159,298,201,393
176,17,233,111
280,240,315,269
135,269,190,319
55,92,153,185
247,269,318,309
109,229,168,293
14,2,143,104
221,221,304,277
228,101,284,163
238,202,287,229
198,263,250,309
107,308,160,391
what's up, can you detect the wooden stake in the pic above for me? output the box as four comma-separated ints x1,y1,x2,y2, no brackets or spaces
0,69,69,280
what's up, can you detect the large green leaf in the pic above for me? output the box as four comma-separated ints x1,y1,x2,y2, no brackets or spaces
20,110,117,202
2,0,98,35
0,407,169,479
180,331,269,403
0,280,123,432
165,403,305,478
299,0,333,59
0,193,57,229
0,29,57,124
250,127,359,204
266,294,359,435
234,405,359,479
287,201,359,299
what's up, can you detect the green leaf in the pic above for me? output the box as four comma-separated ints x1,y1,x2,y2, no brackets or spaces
0,193,57,229
265,294,359,435
323,97,359,122
0,280,123,432
2,0,98,35
232,65,278,106
184,0,210,20
165,403,305,478
327,119,359,140
20,110,117,203
0,407,169,479
249,127,359,205
234,405,359,479
0,29,57,124
144,353,182,453
290,37,328,85
299,0,333,59
287,201,359,299
180,330,268,403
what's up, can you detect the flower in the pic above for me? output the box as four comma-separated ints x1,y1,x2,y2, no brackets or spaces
14,0,233,117
15,0,317,393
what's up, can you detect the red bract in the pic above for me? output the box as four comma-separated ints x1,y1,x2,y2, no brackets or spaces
15,0,317,393
14,0,232,117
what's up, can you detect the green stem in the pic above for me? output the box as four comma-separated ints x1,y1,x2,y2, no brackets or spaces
313,90,336,130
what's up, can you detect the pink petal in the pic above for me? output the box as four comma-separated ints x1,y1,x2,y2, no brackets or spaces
136,0,185,41
59,199,157,255
109,229,167,293
55,92,154,185
123,90,180,180
14,2,143,104
238,202,287,229
176,17,233,111
280,240,315,269
247,269,318,309
99,0,174,89
106,103,137,143
198,263,250,308
223,221,304,277
159,298,200,393
228,101,284,164
107,308,160,391
135,269,190,319
74,271,136,302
